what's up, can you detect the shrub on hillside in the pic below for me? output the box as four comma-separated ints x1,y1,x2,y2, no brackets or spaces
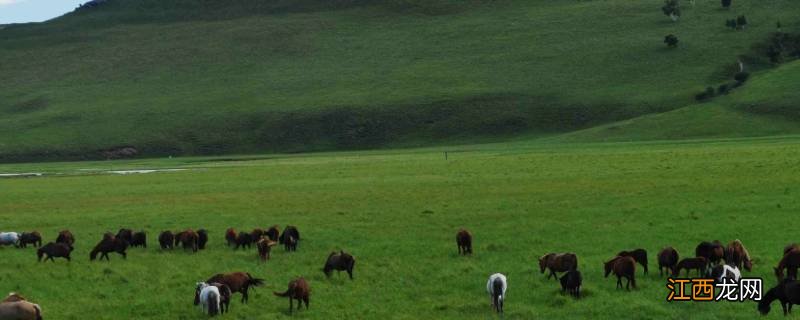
736,15,748,29
725,19,737,30
734,71,749,83
717,84,730,95
695,87,716,101
662,0,681,21
664,34,679,47
721,0,732,8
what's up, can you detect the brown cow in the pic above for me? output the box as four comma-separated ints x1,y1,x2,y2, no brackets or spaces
2,292,26,303
696,241,725,265
604,256,636,290
55,230,74,246
274,277,310,315
265,225,280,242
175,229,199,252
539,253,578,280
225,228,237,247
206,272,264,304
256,238,277,262
672,257,708,277
37,242,73,262
0,300,42,320
657,247,679,277
89,234,128,261
323,251,356,279
158,231,174,249
726,239,752,271
19,232,42,248
617,249,648,275
456,229,472,255
775,249,800,281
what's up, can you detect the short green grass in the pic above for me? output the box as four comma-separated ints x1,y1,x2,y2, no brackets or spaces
2,137,800,319
1,0,798,160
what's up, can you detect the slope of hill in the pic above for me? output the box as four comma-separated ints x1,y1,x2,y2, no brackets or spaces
0,0,798,161
548,59,800,142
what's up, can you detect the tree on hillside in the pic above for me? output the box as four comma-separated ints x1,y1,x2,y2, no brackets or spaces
664,34,679,47
662,0,681,21
736,15,748,30
725,19,737,30
721,0,732,8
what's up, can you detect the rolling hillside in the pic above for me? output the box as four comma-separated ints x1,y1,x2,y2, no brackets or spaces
0,0,797,161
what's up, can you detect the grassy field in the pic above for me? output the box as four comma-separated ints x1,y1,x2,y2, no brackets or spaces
2,137,800,319
1,0,798,160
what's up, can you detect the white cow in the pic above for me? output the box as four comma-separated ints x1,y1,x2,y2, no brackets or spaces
0,232,20,247
486,273,507,313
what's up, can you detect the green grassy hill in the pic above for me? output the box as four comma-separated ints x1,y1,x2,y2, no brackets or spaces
550,60,800,142
0,0,797,161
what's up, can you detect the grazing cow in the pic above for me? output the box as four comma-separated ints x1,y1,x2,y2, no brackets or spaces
37,242,73,262
657,247,679,277
618,249,648,275
256,238,277,262
206,272,264,304
0,232,20,247
323,251,356,279
225,228,237,247
197,229,208,250
56,230,74,246
759,280,800,316
116,229,133,244
193,282,232,315
274,277,310,315
775,249,800,281
456,229,472,255
235,232,253,250
539,253,579,280
0,300,42,320
130,231,146,248
176,230,199,252
283,235,297,252
560,269,582,298
672,257,708,277
696,241,725,265
194,282,221,316
711,264,741,283
212,283,232,314
278,226,300,251
785,243,800,256
3,292,26,303
90,234,129,261
486,273,506,314
726,239,752,271
158,231,174,249
19,232,42,248
251,229,266,241
604,256,636,290
265,225,280,242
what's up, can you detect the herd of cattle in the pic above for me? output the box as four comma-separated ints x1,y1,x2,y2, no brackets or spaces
0,226,356,318
4,227,800,317
457,228,800,315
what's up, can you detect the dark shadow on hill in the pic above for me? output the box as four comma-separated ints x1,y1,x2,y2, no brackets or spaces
0,94,645,163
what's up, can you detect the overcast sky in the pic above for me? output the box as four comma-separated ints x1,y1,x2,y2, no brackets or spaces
0,0,87,24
